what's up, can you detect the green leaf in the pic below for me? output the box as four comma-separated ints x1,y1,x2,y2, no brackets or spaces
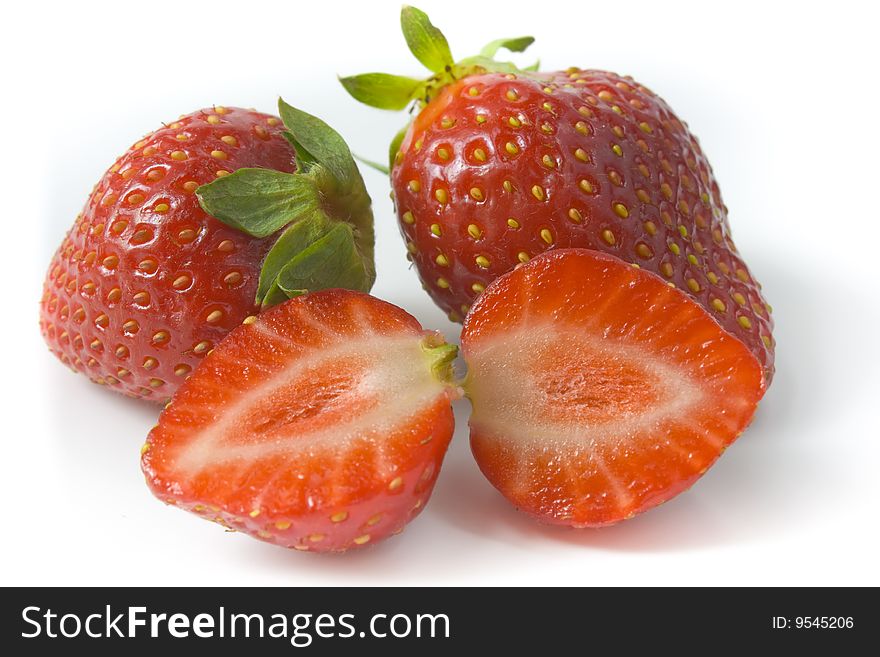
278,98,358,190
480,36,535,58
388,120,411,171
454,55,521,76
257,212,373,308
353,153,390,175
339,73,423,110
400,6,453,73
196,168,319,238
282,131,317,171
523,59,541,72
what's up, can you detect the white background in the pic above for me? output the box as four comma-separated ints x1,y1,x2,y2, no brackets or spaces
3,0,878,586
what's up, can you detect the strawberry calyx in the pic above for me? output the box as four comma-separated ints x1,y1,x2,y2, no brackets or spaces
420,332,459,384
197,99,375,309
339,5,536,170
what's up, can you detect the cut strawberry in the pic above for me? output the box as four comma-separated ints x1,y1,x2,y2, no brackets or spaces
141,289,457,552
461,248,767,527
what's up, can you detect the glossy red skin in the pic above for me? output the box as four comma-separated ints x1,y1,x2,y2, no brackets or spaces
142,290,456,552
39,107,296,401
392,70,774,380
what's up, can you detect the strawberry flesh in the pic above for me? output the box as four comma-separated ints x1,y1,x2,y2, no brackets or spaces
142,290,456,552
461,249,766,527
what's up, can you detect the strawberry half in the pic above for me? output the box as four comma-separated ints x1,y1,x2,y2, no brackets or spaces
461,249,766,527
40,101,375,401
141,289,458,552
341,7,774,382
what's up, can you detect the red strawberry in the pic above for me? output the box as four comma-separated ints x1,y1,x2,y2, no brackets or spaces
40,101,375,401
342,6,773,380
141,289,457,552
461,249,766,526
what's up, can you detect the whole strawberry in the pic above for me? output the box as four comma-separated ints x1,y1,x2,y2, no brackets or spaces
40,101,375,401
342,6,773,379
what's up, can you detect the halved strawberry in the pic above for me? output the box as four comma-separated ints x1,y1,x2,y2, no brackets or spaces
141,289,457,552
461,248,766,527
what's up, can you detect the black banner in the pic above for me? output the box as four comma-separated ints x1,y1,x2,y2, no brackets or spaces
1,587,870,653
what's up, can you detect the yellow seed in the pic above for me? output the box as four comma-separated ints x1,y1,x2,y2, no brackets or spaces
762,335,772,348
430,224,442,236
174,364,191,377
215,170,230,178
182,181,198,193
220,135,238,146
153,203,170,213
217,239,234,253
436,277,450,289
661,183,673,200
149,378,164,388
507,218,520,229
353,534,371,545
669,242,681,255
437,147,450,161
210,150,227,160
110,220,128,234
133,291,150,305
471,282,485,293
612,144,623,157
435,188,448,203
103,255,119,269
541,154,555,168
736,268,750,282
506,89,519,101
579,179,594,194
108,288,122,303
602,229,615,245
707,272,719,285
152,330,170,343
414,139,423,150
639,121,653,134
440,116,455,129
687,254,699,266
176,133,189,140
308,533,325,543
468,86,480,96
127,193,145,205
402,210,415,225
711,298,726,312
732,292,747,306
636,243,653,258
608,170,623,186
636,189,651,204
517,251,530,263
249,509,261,518
389,476,404,491
467,224,482,239
575,121,589,135
540,122,553,134
508,116,521,128
613,202,629,218
475,114,487,124
142,356,158,370
331,511,349,523
206,115,221,125
738,315,753,329
574,148,589,162
435,254,449,267
687,278,701,293
170,150,187,161
542,101,553,112
505,142,519,155
131,228,152,244
138,258,158,273
578,105,594,117
660,262,674,278
502,180,514,193
473,148,487,162
242,315,257,325
531,185,545,201
206,310,223,323
568,208,582,223
475,255,490,268
193,341,211,354
408,180,421,193
469,187,484,201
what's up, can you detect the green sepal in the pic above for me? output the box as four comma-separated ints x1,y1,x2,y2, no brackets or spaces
282,131,317,170
354,153,390,175
400,5,454,73
388,120,411,171
338,73,424,110
258,212,373,308
278,98,358,190
480,36,534,58
196,168,320,239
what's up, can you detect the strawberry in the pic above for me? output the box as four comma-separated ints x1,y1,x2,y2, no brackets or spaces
141,289,458,552
40,101,375,401
342,6,773,380
460,249,767,526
